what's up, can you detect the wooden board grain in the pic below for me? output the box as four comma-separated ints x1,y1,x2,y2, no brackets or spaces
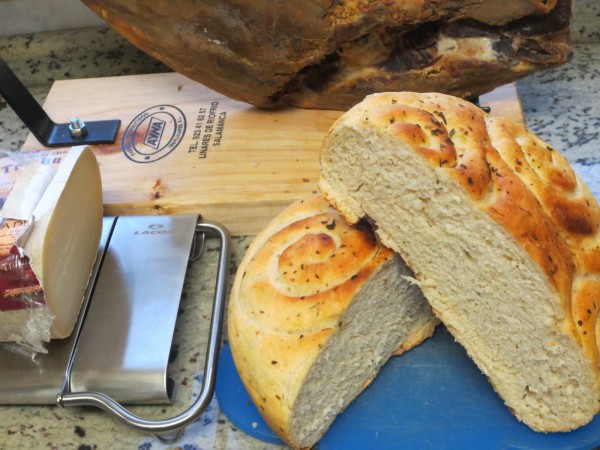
20,72,523,235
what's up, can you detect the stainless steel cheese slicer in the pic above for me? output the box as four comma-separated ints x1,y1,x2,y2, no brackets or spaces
0,214,231,443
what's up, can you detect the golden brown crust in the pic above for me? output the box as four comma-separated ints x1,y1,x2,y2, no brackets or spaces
486,116,600,366
228,195,400,445
325,90,600,371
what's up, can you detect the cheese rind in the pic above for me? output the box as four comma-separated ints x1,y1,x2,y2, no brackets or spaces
27,146,103,339
0,146,103,350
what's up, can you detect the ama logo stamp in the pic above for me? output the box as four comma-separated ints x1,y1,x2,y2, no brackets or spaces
122,105,187,163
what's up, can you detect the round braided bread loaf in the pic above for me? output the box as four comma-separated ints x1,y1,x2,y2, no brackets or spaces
228,194,438,449
319,92,600,432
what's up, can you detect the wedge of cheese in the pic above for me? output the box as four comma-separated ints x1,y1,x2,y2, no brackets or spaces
0,146,103,351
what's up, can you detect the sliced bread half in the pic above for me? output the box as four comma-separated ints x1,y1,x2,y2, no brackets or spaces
319,91,600,432
228,194,438,449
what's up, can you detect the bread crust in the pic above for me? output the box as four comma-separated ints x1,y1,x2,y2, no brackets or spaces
319,91,600,431
486,116,600,366
228,194,437,447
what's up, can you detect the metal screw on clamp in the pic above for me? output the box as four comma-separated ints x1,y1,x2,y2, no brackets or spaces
68,118,87,137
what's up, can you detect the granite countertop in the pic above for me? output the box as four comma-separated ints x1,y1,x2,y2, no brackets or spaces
0,3,599,449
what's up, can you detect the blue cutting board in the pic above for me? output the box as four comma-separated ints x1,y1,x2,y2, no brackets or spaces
216,326,600,449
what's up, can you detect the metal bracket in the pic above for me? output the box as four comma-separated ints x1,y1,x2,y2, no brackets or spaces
467,96,491,114
0,57,120,147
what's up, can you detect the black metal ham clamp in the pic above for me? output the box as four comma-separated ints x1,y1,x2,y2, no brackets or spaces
0,57,120,147
0,215,231,443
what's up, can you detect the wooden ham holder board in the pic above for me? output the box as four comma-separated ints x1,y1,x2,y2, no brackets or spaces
17,73,524,235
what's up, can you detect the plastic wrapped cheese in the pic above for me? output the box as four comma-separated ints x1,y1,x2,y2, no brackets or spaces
0,146,103,353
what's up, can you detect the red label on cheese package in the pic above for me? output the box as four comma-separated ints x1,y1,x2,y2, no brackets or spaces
0,218,45,311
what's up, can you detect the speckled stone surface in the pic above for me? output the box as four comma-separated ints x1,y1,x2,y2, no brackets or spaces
0,2,599,449
570,0,600,43
518,43,600,164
